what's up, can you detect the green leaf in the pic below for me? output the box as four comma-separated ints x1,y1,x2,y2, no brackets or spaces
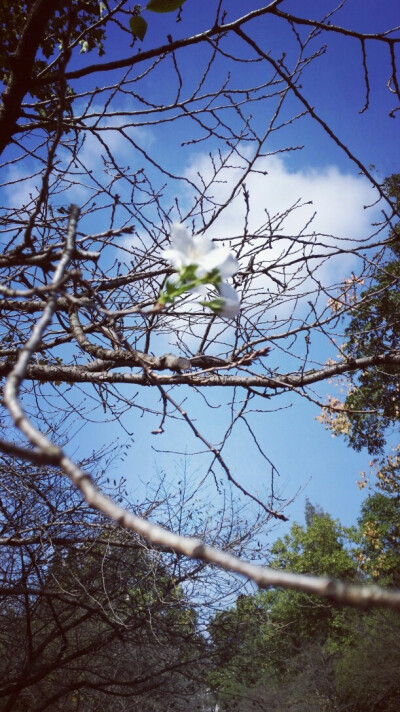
165,280,176,295
180,264,198,282
146,0,186,13
129,15,148,41
200,298,225,313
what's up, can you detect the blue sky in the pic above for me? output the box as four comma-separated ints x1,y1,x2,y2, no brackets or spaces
94,1,398,537
3,1,399,549
100,0,399,176
66,1,399,538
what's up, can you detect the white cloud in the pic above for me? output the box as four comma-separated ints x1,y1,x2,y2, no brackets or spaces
178,153,381,318
125,151,381,358
184,153,377,243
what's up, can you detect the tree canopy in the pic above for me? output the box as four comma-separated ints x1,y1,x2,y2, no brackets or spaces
0,0,400,625
319,174,400,456
209,499,400,711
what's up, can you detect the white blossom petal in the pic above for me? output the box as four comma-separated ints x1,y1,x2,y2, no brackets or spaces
191,284,208,298
217,281,240,317
162,248,187,270
213,250,239,279
191,235,214,257
170,223,193,254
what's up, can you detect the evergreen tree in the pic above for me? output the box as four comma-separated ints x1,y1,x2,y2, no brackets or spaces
339,174,400,455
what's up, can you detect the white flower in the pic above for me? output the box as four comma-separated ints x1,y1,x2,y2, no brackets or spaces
159,223,241,319
162,223,239,279
216,281,240,317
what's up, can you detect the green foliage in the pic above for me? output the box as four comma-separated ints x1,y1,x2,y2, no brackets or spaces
0,1,106,101
342,174,400,455
129,0,186,41
209,507,360,710
0,461,204,711
1,0,188,132
130,14,148,41
147,0,186,13
269,507,357,581
1,533,203,710
357,492,400,586
335,609,400,712
209,500,400,712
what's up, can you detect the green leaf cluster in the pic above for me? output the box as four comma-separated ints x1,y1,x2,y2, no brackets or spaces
342,174,400,455
129,0,186,41
158,265,220,307
0,1,106,103
357,492,400,586
209,499,400,712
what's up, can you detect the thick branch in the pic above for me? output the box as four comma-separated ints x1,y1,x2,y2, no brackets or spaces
0,352,398,388
31,4,294,86
32,4,400,89
0,0,62,155
1,428,400,610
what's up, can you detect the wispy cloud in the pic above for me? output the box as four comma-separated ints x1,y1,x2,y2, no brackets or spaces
150,153,381,353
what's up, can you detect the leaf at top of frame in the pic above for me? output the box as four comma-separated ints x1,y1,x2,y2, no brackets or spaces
129,15,148,41
146,0,186,14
